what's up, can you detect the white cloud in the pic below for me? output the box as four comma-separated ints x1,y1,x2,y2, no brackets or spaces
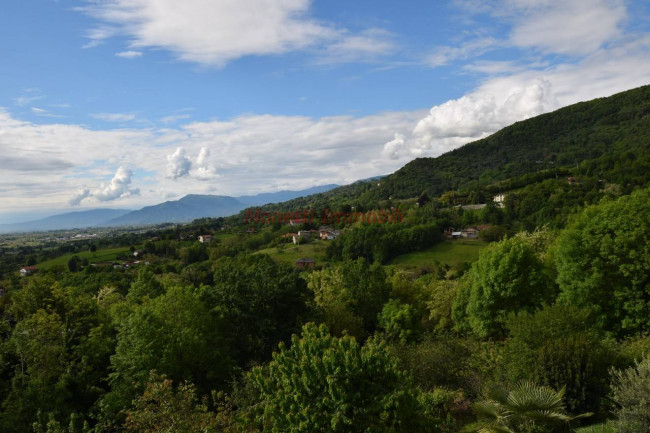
68,167,140,205
90,112,137,122
426,37,499,68
194,147,218,180
159,114,191,124
315,28,397,64
69,188,90,206
14,94,44,107
31,107,65,118
94,166,139,201
507,0,627,55
80,0,394,66
115,50,143,58
384,34,650,159
166,147,192,179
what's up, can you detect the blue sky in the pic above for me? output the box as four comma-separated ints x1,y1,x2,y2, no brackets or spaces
1,0,649,223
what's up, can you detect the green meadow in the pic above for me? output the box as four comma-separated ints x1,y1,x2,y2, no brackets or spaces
389,239,488,269
36,246,139,270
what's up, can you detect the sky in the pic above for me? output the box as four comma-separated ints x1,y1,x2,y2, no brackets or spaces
1,0,649,223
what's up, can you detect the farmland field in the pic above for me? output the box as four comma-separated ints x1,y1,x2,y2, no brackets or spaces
36,246,139,270
389,239,488,269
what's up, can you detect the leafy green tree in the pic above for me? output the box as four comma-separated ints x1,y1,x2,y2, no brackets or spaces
453,237,553,338
378,299,421,343
555,188,650,336
67,256,81,273
468,382,591,433
124,373,218,433
307,258,390,338
426,278,463,334
103,285,231,423
503,304,613,413
7,310,68,423
203,254,312,365
249,323,438,433
610,355,650,433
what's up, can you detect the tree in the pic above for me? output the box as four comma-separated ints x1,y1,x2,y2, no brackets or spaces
103,285,231,422
503,304,613,413
248,323,437,433
67,256,81,273
610,355,650,433
453,236,553,338
378,299,421,343
124,373,218,433
306,258,390,338
555,188,650,336
203,254,312,365
468,381,591,433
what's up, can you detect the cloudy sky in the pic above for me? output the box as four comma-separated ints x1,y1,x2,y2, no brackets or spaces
1,0,649,223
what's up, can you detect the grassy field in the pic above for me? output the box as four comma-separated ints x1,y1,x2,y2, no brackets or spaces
255,241,330,266
36,246,137,270
389,240,489,269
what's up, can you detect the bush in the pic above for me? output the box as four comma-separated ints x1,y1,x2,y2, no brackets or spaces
504,304,614,414
610,355,650,433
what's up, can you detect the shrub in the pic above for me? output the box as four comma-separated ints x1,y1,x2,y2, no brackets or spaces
610,355,650,433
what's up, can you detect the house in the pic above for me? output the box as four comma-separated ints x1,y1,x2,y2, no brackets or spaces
133,250,144,257
461,228,479,239
451,231,462,239
19,266,38,277
295,258,315,269
198,235,212,243
320,229,340,240
282,233,297,242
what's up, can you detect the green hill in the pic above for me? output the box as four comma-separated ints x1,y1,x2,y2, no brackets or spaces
213,85,650,230
362,85,650,201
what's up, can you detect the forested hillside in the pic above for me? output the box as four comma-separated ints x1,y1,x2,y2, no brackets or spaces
0,86,649,433
363,84,650,200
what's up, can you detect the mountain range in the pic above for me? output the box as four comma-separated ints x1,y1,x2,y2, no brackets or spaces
0,184,338,233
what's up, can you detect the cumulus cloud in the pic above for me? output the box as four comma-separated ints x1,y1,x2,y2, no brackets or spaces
68,167,139,205
166,147,192,179
69,188,90,206
80,0,394,66
385,0,648,160
398,80,555,157
194,147,218,180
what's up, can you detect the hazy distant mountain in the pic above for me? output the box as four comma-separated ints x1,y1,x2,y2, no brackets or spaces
0,185,340,233
0,209,131,233
106,195,244,226
104,184,340,227
237,184,339,206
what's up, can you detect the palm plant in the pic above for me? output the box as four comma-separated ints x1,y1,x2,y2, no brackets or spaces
466,381,592,433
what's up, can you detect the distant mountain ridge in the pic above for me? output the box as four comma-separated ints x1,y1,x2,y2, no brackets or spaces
0,209,131,233
0,184,339,233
